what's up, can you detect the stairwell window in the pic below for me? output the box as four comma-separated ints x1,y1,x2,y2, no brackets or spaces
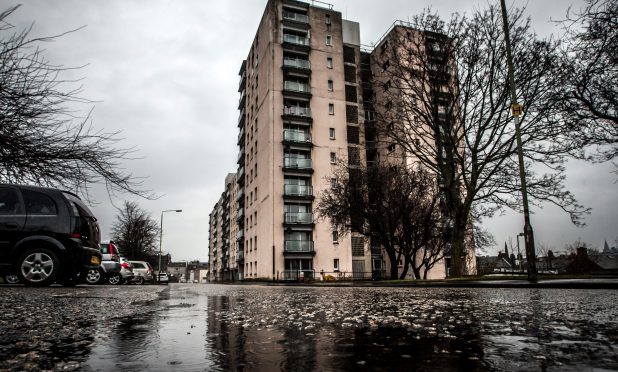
330,152,337,163
329,128,335,139
329,103,334,115
334,258,340,272
328,79,333,91
326,35,332,46
327,57,333,69
332,231,339,243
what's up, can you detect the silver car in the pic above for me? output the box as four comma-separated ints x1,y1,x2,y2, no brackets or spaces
86,241,122,285
129,261,154,284
118,257,134,284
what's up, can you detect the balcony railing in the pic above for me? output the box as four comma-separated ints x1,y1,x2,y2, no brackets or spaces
237,167,245,182
283,157,312,169
283,106,311,117
283,34,310,46
283,270,315,281
284,240,315,252
283,10,309,23
284,212,313,224
284,81,311,93
236,229,244,240
284,184,313,197
283,130,311,143
283,57,311,69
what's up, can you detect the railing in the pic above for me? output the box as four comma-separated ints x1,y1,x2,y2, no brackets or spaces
283,157,312,169
237,167,245,182
284,81,311,93
284,212,313,224
237,127,245,144
282,270,315,281
283,33,310,46
236,208,244,220
283,10,309,23
236,230,244,240
316,271,381,281
283,130,311,143
283,57,311,69
283,184,313,197
283,106,311,117
236,187,244,200
237,149,245,163
284,240,314,252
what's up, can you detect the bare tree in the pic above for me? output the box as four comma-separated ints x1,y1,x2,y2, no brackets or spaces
554,0,617,161
317,161,446,280
0,5,151,199
110,201,160,263
369,6,588,276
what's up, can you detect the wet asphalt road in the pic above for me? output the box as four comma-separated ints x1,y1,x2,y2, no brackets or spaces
0,283,617,371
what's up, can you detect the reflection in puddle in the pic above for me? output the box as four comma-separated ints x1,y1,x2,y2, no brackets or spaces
82,285,618,371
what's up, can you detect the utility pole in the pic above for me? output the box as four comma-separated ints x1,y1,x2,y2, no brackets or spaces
499,0,537,282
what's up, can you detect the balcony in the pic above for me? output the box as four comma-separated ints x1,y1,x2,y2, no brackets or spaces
283,80,311,95
283,33,310,47
238,90,246,109
284,240,315,253
236,187,244,201
283,10,309,23
283,184,313,198
237,148,245,165
236,229,244,241
237,126,245,145
236,250,244,262
238,108,245,128
284,212,313,224
237,167,245,185
283,157,313,172
236,208,244,222
283,130,312,145
283,57,311,70
238,70,246,92
283,106,312,122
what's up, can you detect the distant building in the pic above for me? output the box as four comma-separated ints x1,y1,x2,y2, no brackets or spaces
207,0,474,281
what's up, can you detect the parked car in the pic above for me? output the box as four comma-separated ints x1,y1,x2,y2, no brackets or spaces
0,184,102,286
157,272,169,284
85,240,123,285
129,261,154,284
118,257,134,284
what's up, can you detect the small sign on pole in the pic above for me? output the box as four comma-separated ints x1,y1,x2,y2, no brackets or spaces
511,103,523,117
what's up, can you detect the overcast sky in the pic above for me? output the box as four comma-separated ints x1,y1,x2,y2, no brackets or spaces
6,0,616,261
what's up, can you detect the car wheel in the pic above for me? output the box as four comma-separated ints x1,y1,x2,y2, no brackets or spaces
85,269,103,285
107,273,122,285
18,248,60,286
134,276,145,285
4,275,20,284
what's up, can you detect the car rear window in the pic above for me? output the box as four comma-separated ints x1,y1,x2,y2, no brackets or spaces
0,187,23,215
132,263,145,269
22,189,57,215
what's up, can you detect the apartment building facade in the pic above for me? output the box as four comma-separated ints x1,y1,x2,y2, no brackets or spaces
208,0,474,281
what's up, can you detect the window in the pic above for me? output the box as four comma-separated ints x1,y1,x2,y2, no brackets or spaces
327,79,333,91
329,103,334,115
334,258,340,272
0,187,23,215
330,178,337,188
332,231,339,243
254,236,257,251
22,189,57,215
326,57,333,69
329,128,335,139
330,152,337,163
254,211,257,226
388,143,396,153
325,14,331,25
326,35,332,46
385,101,393,110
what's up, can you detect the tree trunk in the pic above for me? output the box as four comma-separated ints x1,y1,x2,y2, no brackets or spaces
387,250,399,279
399,254,412,279
449,214,469,277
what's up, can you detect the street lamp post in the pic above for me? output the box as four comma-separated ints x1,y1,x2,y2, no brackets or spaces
499,0,537,282
158,209,182,283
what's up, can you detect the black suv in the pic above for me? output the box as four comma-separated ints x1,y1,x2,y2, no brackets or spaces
0,184,102,286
